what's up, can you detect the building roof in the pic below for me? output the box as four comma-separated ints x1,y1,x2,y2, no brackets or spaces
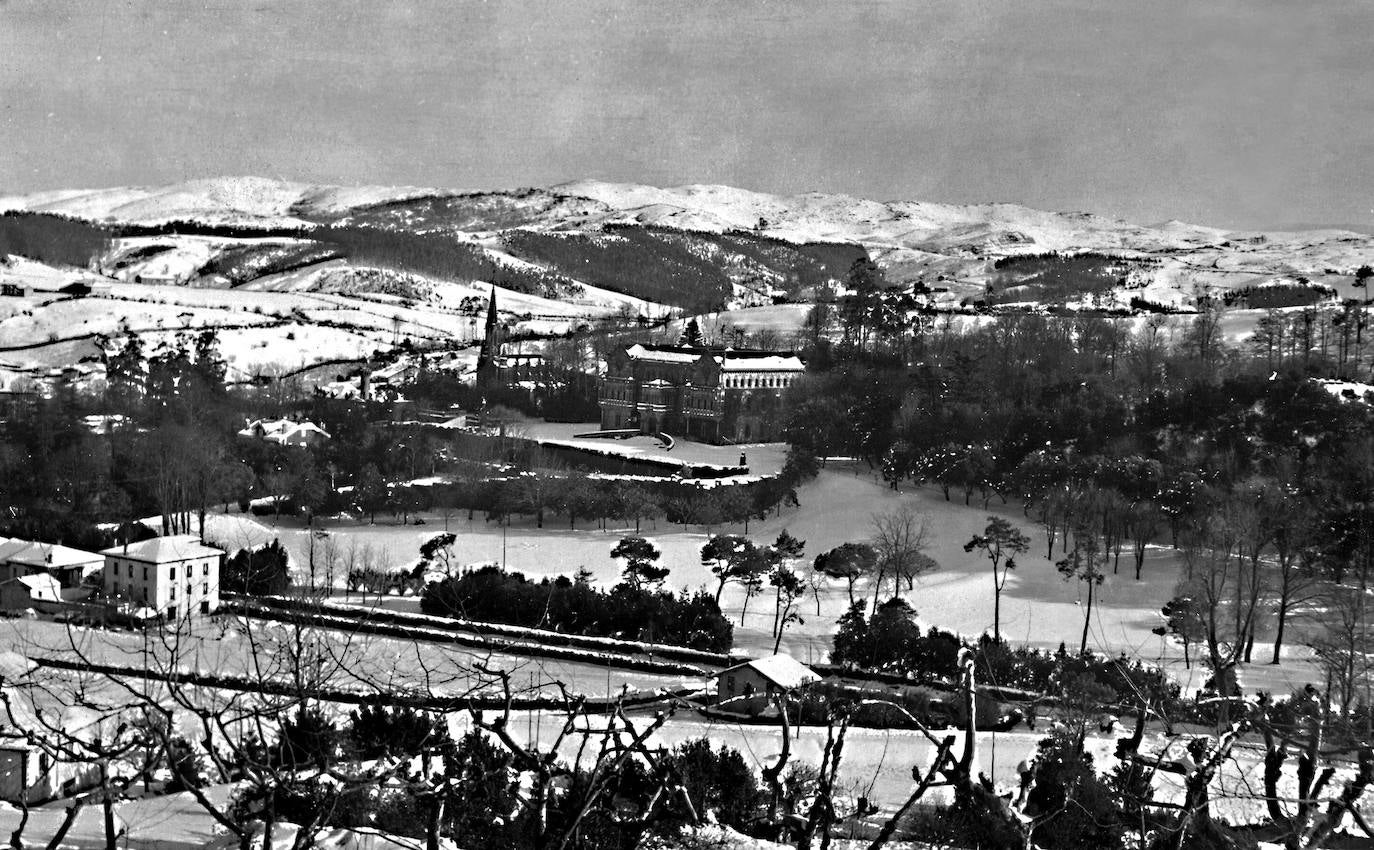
5,574,61,594
7,543,103,568
0,539,36,563
720,654,819,690
239,418,331,442
100,535,224,564
717,354,805,372
264,421,331,443
625,344,702,365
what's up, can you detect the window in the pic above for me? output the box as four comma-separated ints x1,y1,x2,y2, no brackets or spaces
142,567,148,581
203,563,209,576
170,567,177,581
170,586,176,600
202,582,208,595
726,675,736,694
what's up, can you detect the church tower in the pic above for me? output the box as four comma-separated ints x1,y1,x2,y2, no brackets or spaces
475,287,502,386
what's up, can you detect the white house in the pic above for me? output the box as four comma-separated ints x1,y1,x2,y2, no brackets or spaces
101,536,225,621
715,653,819,716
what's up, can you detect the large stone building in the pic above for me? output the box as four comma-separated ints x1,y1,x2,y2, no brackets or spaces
598,344,805,443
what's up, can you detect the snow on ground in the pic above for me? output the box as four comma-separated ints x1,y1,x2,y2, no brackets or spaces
200,460,1322,698
521,423,786,475
0,783,237,849
0,176,321,228
481,708,1365,830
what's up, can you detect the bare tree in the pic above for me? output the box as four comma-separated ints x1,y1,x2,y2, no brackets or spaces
870,506,934,599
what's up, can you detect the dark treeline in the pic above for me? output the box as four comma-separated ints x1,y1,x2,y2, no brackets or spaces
502,224,866,313
985,251,1142,307
419,565,733,652
0,211,118,267
315,223,575,298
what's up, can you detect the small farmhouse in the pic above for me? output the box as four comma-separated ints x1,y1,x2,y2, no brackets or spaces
101,535,225,620
715,653,819,715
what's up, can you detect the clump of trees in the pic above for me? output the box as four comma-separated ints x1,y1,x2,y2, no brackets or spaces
420,565,733,652
830,598,1177,709
219,539,291,596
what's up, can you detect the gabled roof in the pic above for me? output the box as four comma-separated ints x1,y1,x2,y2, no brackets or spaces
239,418,331,442
100,535,224,564
719,654,819,690
7,543,103,568
264,422,331,443
5,574,61,594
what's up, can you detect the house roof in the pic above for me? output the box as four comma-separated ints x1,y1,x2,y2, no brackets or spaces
5,574,61,594
720,654,819,690
100,535,224,564
7,543,103,568
0,539,36,563
239,418,331,442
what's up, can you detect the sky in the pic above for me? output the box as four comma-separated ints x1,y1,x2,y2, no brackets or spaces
2,0,1372,231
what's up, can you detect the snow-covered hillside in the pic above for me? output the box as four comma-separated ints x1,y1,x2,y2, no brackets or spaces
4,175,1373,386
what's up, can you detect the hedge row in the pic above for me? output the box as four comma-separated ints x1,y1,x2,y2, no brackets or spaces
223,598,712,678
240,593,737,668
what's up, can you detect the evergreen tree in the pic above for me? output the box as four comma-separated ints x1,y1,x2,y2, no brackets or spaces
611,535,668,589
678,317,705,347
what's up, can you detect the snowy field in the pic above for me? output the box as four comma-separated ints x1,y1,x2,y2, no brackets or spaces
191,460,1326,701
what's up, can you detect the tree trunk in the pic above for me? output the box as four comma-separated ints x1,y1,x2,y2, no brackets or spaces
1272,597,1289,665
992,567,1002,643
102,784,117,850
8,790,28,850
426,792,445,850
44,795,88,850
1079,581,1093,655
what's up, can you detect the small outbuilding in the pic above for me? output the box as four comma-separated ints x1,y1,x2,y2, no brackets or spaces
0,574,62,612
2,543,104,592
715,653,819,716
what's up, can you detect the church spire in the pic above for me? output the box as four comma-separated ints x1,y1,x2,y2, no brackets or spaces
484,285,498,338
476,286,501,385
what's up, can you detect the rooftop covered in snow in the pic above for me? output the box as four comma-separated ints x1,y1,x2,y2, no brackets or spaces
719,653,819,690
100,535,224,564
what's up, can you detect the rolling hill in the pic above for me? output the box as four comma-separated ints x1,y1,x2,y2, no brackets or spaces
2,176,1372,388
